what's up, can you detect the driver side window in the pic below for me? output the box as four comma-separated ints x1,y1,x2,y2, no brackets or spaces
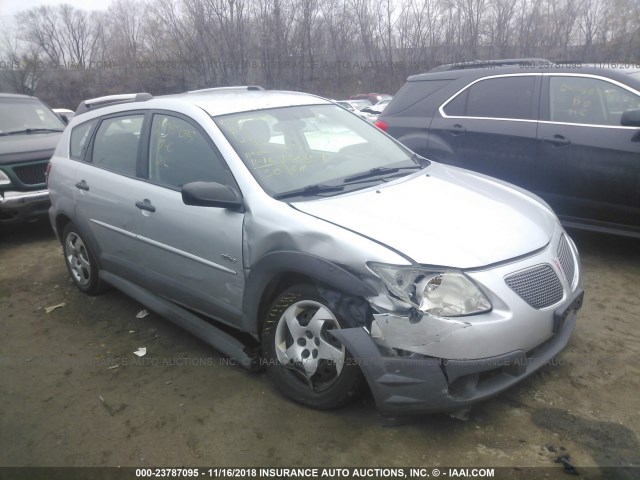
549,76,640,126
148,114,231,189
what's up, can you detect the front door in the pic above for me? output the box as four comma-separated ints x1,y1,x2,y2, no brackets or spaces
536,74,640,231
133,112,245,326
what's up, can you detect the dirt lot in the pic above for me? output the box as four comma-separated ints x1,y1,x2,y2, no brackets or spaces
1,221,638,478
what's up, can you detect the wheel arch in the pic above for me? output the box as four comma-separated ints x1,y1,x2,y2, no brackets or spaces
422,133,456,163
243,251,377,339
395,131,432,158
54,213,73,244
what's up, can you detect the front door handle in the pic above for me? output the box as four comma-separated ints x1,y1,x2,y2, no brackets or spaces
541,135,571,146
75,180,89,191
444,124,466,136
135,199,156,213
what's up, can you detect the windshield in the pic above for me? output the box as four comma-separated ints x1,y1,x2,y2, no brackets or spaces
214,104,425,199
0,97,65,134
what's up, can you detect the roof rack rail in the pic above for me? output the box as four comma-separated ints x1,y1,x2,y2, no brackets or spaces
76,92,153,115
186,86,265,94
429,58,550,72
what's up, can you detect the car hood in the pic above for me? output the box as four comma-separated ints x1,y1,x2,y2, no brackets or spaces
291,164,557,269
0,132,61,165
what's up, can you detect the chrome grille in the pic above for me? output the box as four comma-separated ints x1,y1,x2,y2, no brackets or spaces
557,235,575,285
505,264,563,309
13,162,47,185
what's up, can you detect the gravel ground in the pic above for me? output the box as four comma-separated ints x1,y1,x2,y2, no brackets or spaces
1,221,638,479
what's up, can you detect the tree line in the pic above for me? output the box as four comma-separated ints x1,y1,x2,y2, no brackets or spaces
1,0,638,108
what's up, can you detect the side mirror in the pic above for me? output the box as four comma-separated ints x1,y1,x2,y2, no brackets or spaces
182,181,243,210
620,108,640,127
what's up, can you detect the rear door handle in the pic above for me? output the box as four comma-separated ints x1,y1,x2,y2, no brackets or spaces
75,180,89,191
541,135,571,146
444,124,466,136
135,199,156,213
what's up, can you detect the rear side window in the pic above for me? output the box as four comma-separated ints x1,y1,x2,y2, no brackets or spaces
69,120,96,160
91,115,144,176
443,76,537,120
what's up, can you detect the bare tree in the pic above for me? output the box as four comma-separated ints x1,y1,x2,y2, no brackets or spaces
457,0,487,58
107,0,147,62
317,0,360,95
17,5,102,68
487,0,518,57
249,0,296,88
1,24,43,94
4,0,640,104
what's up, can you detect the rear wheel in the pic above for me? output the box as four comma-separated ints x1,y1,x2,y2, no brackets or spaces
262,284,365,409
62,222,104,295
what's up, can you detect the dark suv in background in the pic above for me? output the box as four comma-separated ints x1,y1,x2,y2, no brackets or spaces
376,60,640,238
0,93,65,224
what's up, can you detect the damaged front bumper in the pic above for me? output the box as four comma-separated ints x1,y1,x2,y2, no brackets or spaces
333,229,583,416
331,288,582,416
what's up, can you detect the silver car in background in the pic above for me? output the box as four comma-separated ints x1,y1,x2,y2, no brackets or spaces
47,87,584,415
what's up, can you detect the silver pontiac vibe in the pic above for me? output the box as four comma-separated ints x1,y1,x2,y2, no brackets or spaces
48,88,584,415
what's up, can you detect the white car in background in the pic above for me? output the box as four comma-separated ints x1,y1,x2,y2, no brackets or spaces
53,108,75,124
335,100,378,122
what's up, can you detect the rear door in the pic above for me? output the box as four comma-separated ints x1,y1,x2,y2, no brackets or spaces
536,74,640,230
429,74,541,187
73,112,149,285
132,112,245,326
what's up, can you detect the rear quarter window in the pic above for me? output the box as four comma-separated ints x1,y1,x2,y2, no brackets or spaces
383,79,452,115
69,120,97,160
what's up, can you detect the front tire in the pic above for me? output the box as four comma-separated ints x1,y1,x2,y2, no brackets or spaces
62,222,104,295
262,284,365,410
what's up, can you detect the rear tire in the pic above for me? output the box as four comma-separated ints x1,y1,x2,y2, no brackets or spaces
261,284,365,410
62,222,105,295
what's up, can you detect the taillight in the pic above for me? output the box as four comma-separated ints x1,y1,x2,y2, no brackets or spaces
374,120,388,131
45,162,52,184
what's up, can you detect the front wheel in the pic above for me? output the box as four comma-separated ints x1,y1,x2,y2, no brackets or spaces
262,284,365,409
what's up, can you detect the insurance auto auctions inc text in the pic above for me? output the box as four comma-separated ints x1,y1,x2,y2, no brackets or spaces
197,468,495,478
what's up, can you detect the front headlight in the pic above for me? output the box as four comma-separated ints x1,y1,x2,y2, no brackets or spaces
368,263,492,317
0,170,11,186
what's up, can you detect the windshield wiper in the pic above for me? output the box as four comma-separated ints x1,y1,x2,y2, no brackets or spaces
343,165,422,183
0,128,64,136
273,183,345,200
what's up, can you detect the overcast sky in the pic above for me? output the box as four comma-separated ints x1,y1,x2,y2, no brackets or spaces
0,0,113,18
